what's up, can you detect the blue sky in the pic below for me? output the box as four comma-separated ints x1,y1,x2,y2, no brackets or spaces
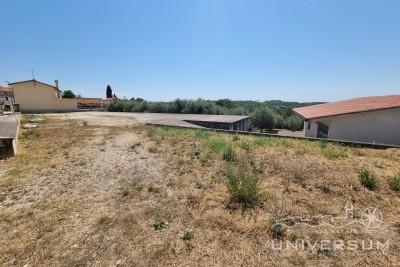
1,0,399,102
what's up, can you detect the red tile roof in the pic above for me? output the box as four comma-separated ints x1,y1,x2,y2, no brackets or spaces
0,86,11,94
293,95,400,120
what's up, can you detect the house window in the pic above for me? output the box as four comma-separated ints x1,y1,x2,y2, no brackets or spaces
306,121,311,130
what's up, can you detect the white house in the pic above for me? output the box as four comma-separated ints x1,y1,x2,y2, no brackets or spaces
293,95,400,146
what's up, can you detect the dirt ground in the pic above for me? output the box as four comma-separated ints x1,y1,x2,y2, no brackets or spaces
0,114,399,266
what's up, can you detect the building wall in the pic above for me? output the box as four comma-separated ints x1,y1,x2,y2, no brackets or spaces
304,108,400,145
11,81,77,112
304,121,320,138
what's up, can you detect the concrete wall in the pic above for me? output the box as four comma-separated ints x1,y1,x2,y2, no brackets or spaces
304,108,400,145
11,81,77,112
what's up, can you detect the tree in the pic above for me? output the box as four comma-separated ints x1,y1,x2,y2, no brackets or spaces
252,107,275,130
62,90,76,98
106,85,113,98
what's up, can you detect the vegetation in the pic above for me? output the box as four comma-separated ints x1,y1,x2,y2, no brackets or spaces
359,168,377,190
252,107,275,130
226,162,261,207
269,220,286,239
62,90,76,98
108,98,316,130
106,84,113,98
153,218,167,230
2,116,400,266
222,145,236,161
388,175,400,191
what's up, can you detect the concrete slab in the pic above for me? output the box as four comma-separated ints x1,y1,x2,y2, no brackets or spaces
0,113,20,138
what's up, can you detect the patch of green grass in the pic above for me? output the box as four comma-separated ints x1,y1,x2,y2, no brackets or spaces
359,168,377,190
205,138,227,153
146,127,157,138
388,176,400,191
322,144,348,159
226,162,261,207
252,136,271,146
238,140,253,151
222,145,235,161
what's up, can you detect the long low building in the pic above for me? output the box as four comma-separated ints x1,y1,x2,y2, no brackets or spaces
293,95,400,146
129,113,252,131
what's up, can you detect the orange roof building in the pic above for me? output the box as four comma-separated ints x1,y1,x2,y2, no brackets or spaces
293,95,400,146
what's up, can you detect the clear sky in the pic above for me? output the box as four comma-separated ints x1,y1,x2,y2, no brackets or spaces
1,0,399,102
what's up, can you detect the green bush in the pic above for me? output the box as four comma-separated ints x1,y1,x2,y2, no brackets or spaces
388,176,400,191
270,220,286,239
251,107,275,130
359,169,377,190
226,163,261,206
222,145,235,161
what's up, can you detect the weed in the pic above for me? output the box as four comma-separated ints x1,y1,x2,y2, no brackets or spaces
226,163,261,207
195,181,205,189
130,142,141,150
22,129,41,139
232,135,240,142
147,127,157,137
322,185,332,194
82,120,88,127
153,218,167,230
239,140,252,151
205,138,227,153
98,216,113,226
192,147,201,158
323,144,348,159
121,188,130,197
269,219,286,239
359,169,377,190
388,175,400,191
182,231,194,241
222,145,235,161
148,146,158,153
148,186,161,194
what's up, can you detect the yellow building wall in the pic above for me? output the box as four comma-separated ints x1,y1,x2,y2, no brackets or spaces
11,81,77,112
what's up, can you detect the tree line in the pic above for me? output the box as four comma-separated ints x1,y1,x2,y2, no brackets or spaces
107,98,318,131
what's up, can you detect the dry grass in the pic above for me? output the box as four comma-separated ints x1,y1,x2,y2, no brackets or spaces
0,119,399,266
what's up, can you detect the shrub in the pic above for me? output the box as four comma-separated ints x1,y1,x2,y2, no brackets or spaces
153,218,167,230
359,169,377,190
232,135,240,142
182,231,194,241
226,163,261,206
270,219,286,239
222,145,235,161
388,176,400,191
